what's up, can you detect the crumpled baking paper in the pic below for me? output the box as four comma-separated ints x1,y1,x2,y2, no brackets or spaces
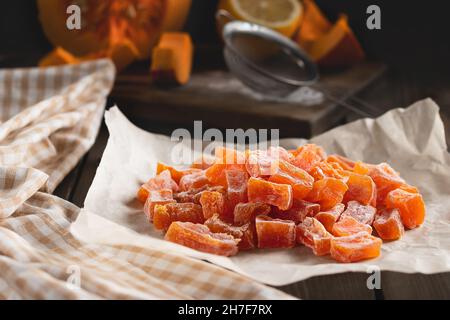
71,98,450,286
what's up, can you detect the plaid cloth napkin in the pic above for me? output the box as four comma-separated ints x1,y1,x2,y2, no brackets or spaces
0,60,293,299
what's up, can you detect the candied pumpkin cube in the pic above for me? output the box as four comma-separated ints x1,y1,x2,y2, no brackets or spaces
296,217,332,256
233,202,271,225
137,169,178,202
137,183,152,203
225,169,248,212
165,222,239,256
179,170,209,191
205,214,255,250
290,144,326,172
327,154,356,171
305,177,348,211
340,201,376,225
315,203,345,232
385,188,425,229
205,147,246,187
248,177,293,210
367,162,406,205
153,203,204,230
143,189,175,222
156,162,185,184
272,199,320,223
309,161,346,181
255,215,296,249
343,172,377,206
174,186,225,204
199,191,225,220
246,150,278,177
373,208,404,240
330,232,382,263
268,160,314,200
332,216,373,237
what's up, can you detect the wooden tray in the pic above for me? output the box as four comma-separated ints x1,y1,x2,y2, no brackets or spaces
110,61,386,138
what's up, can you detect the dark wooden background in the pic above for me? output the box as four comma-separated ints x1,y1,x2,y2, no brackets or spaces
1,0,450,299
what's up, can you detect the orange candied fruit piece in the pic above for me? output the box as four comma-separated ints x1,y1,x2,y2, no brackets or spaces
330,232,382,263
179,170,209,191
296,217,332,256
327,154,356,171
353,161,370,175
165,221,239,256
272,199,320,223
305,177,348,211
225,169,249,212
199,191,225,220
137,169,178,203
153,202,204,230
143,189,175,222
233,202,271,226
246,150,278,177
332,215,372,237
309,160,345,181
385,188,425,229
156,162,185,184
290,144,327,172
373,208,404,240
255,215,296,249
340,200,376,225
343,172,377,206
248,177,293,211
315,203,345,232
205,214,255,250
268,160,314,200
366,162,406,205
174,185,225,204
137,183,152,203
205,147,246,187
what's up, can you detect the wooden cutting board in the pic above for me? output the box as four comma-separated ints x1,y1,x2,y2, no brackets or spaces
110,61,386,138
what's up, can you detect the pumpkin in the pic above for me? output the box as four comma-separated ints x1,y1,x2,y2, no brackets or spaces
37,0,192,60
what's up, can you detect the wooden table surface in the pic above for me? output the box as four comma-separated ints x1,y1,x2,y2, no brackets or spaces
53,66,450,300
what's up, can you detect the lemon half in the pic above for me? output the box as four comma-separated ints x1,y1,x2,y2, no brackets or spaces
219,0,303,38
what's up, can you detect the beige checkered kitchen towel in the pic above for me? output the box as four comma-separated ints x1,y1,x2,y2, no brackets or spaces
0,60,293,299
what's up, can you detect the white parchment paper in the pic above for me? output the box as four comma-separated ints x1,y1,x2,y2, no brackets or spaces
71,98,450,286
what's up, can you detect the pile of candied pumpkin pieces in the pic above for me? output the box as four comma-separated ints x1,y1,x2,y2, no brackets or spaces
137,144,426,263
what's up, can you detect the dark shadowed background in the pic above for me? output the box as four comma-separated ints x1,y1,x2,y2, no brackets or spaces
1,0,449,72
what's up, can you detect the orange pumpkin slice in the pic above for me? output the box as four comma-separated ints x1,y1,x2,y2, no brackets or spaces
308,14,365,68
151,32,194,85
295,0,332,52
